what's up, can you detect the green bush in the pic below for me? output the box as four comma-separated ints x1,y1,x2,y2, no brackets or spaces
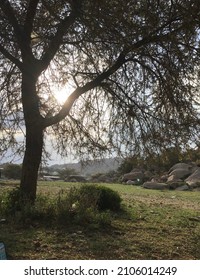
56,184,122,226
77,184,122,212
0,184,122,227
3,164,22,179
1,187,22,216
0,188,56,223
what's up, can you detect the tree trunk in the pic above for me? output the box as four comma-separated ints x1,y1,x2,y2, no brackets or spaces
20,125,43,202
20,71,44,203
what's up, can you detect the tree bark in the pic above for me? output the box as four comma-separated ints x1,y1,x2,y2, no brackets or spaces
20,124,43,202
20,72,44,203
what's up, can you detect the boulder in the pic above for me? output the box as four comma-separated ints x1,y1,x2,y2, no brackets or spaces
167,180,185,190
144,171,153,180
126,180,136,185
168,168,192,181
160,174,168,182
143,182,168,190
175,185,190,191
185,168,200,187
123,171,144,182
169,162,192,173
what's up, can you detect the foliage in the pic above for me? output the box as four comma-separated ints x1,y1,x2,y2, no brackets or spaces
118,146,190,174
77,184,122,212
56,187,112,227
0,187,21,216
0,1,200,201
3,164,22,180
0,1,200,158
0,184,121,227
117,156,144,175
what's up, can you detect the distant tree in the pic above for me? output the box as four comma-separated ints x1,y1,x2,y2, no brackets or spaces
3,163,22,180
0,1,200,202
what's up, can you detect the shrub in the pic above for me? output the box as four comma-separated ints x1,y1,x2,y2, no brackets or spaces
56,184,122,226
77,184,122,212
1,187,56,224
1,187,22,216
0,184,122,227
3,164,22,179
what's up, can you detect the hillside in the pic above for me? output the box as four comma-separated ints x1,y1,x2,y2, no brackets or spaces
49,158,123,176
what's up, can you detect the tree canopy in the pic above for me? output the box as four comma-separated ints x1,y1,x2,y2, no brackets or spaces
0,0,200,200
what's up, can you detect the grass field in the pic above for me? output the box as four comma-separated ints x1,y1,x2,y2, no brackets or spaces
0,180,200,259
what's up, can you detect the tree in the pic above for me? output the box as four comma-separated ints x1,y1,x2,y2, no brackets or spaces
3,163,22,180
0,0,200,202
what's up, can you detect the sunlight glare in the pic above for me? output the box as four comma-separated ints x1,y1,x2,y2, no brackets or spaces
53,83,74,105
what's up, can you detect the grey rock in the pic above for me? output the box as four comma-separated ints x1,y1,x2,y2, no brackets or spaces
175,185,190,191
185,168,200,187
169,163,193,173
123,171,144,182
168,168,192,181
143,182,168,190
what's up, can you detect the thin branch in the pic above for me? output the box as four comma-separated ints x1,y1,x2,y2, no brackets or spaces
0,0,23,46
40,1,82,70
43,52,126,127
0,43,23,69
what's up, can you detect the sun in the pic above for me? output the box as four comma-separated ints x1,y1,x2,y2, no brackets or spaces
53,83,74,105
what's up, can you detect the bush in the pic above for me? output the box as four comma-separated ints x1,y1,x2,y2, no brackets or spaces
56,184,122,226
77,184,122,212
3,164,22,179
0,184,122,227
1,187,22,216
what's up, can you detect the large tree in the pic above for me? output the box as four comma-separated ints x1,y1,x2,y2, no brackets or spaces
0,0,200,202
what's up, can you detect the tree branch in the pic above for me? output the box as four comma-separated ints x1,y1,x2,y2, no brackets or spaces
43,52,126,127
0,43,23,70
24,0,40,41
0,0,23,45
40,1,82,70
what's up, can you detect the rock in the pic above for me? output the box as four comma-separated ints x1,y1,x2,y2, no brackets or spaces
185,168,200,187
168,168,192,181
167,180,185,190
175,185,190,191
144,171,153,180
143,182,168,190
123,171,144,182
169,163,193,173
126,180,135,185
160,174,168,182
167,175,176,182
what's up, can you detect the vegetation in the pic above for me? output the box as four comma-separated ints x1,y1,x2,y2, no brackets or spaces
0,181,200,259
1,1,200,203
2,163,22,180
118,146,200,175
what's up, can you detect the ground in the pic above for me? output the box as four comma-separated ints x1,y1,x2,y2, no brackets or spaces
0,181,200,259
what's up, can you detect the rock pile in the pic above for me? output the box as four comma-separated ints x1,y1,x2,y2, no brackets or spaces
123,162,200,191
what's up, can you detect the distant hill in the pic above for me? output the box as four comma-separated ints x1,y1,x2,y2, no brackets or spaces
49,158,123,176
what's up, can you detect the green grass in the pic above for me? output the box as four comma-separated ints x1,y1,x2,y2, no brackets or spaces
0,180,200,259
